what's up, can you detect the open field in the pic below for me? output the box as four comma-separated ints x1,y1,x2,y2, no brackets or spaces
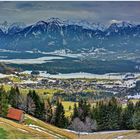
62,101,78,117
3,85,62,99
61,101,97,117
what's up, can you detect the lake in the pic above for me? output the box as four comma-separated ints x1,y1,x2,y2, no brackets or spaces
21,71,140,79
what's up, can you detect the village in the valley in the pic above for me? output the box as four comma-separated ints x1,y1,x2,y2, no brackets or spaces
0,71,140,101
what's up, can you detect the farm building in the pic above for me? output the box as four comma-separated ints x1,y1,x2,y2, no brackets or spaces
7,108,25,123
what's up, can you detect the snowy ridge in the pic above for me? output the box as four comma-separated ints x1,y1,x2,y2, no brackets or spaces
0,18,138,33
0,18,140,52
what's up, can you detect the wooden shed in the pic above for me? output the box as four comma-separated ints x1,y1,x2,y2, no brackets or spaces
7,108,25,123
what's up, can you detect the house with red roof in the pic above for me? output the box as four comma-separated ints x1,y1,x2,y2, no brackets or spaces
7,108,25,123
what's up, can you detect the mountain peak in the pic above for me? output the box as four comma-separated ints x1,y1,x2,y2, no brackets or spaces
36,21,47,26
65,19,106,31
46,18,63,26
109,21,135,29
8,22,26,34
0,21,9,33
0,19,140,53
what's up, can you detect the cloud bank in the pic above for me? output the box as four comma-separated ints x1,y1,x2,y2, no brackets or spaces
0,1,140,25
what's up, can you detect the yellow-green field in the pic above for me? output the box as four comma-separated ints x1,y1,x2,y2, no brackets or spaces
9,76,21,83
62,101,78,117
3,85,63,99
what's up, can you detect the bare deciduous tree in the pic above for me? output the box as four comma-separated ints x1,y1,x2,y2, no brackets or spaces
26,96,36,115
84,117,97,132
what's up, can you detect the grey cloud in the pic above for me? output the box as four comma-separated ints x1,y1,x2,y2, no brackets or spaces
0,1,139,25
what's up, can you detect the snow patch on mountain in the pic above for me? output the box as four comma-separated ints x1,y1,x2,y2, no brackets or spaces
0,21,9,33
0,18,138,34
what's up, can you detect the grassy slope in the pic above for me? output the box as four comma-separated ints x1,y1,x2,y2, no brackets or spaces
80,130,140,139
0,117,54,139
25,114,77,139
1,115,139,139
0,115,77,139
0,128,8,139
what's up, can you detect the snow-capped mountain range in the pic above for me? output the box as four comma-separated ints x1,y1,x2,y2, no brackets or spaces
0,18,140,53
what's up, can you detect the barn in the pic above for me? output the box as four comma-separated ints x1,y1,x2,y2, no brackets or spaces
7,108,25,123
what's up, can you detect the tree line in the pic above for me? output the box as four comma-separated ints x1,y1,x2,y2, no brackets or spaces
70,97,140,132
0,85,140,132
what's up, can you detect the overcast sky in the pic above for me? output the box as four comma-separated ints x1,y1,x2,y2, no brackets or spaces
0,1,140,25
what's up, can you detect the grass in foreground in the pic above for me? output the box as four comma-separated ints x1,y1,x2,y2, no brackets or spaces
0,128,8,139
0,117,54,139
0,115,77,139
79,130,140,139
25,114,77,139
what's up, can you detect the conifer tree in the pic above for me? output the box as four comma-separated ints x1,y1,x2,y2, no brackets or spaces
133,110,140,130
52,100,68,128
26,90,45,120
121,101,135,129
72,103,79,120
107,97,122,130
93,100,108,130
94,97,121,131
135,101,140,111
78,99,91,121
1,93,8,117
0,86,8,117
8,86,21,108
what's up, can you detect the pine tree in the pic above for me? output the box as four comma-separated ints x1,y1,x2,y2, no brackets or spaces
0,86,8,117
121,101,135,129
1,93,8,117
133,101,140,130
33,90,45,120
107,97,122,130
52,100,68,128
72,103,79,120
26,90,45,120
135,101,140,111
8,86,21,108
133,110,140,130
78,99,91,122
93,100,108,130
93,97,122,131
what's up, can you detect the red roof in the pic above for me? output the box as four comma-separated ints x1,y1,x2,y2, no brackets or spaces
7,108,24,121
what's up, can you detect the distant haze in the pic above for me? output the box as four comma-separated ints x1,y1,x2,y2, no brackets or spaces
0,1,140,25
